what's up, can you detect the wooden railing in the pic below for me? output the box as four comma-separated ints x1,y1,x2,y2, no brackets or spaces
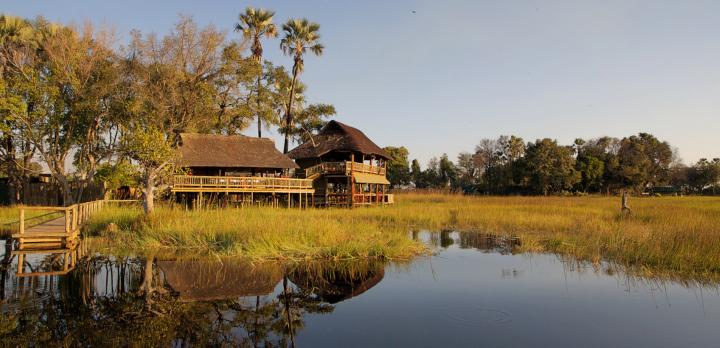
173,175,314,191
305,161,386,177
321,193,394,206
352,193,394,205
17,199,139,236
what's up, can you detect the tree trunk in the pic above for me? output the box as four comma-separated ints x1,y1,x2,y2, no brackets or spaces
56,175,74,206
283,68,299,154
143,171,156,214
257,74,262,138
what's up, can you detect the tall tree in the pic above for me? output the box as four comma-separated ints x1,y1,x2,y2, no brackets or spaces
438,154,457,188
235,7,277,138
474,138,501,194
0,15,38,203
410,159,422,187
384,146,411,187
525,138,580,195
271,65,335,145
279,18,324,153
10,19,118,204
123,17,228,212
213,42,257,135
617,133,673,190
689,158,720,194
456,152,478,192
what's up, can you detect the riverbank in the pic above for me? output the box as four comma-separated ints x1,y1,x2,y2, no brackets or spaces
76,193,720,274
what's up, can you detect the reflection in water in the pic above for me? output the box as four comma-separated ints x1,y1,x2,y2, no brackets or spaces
417,230,521,254
159,260,284,302
1,232,720,347
0,243,388,346
289,259,385,304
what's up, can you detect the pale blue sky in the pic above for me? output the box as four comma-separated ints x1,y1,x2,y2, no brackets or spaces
5,0,720,165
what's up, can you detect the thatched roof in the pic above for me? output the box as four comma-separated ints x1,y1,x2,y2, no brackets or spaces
159,260,283,302
287,121,390,160
177,133,298,169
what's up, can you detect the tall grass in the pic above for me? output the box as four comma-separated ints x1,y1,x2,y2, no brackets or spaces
83,193,720,276
370,194,720,276
84,205,427,260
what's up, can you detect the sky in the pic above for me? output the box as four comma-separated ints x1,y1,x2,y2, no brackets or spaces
4,0,720,166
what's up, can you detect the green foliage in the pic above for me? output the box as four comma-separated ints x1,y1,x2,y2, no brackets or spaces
688,158,720,193
279,17,324,153
125,127,175,171
280,18,324,75
410,159,422,187
524,138,580,195
576,155,605,192
383,146,410,187
235,7,278,61
95,161,139,191
617,133,673,190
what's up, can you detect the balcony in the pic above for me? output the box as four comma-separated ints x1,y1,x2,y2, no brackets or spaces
305,161,386,178
172,175,315,193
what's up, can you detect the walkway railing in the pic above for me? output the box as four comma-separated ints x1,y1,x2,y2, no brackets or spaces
16,199,139,240
172,175,314,192
305,161,386,177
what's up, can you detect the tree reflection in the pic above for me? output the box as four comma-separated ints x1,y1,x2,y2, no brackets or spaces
1,252,388,346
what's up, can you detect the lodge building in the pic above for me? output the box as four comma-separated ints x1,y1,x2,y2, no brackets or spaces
171,121,393,208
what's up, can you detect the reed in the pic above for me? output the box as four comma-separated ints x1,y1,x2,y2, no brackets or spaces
83,193,720,275
84,205,427,260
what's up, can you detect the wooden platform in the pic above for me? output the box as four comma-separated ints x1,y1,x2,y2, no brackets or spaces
11,200,134,250
172,175,315,194
12,216,79,248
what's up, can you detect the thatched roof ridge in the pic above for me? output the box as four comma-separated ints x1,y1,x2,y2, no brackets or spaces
177,133,298,169
287,120,390,160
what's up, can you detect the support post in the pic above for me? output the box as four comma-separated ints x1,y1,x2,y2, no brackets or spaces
72,206,78,232
350,153,355,208
18,207,24,236
65,208,70,234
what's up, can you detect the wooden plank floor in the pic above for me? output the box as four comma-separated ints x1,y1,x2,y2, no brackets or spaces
12,216,78,248
23,216,67,235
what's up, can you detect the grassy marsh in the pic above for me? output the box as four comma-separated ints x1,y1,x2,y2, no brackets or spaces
52,193,720,275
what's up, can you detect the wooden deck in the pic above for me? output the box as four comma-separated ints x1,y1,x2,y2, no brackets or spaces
172,175,315,194
16,216,80,245
305,161,386,179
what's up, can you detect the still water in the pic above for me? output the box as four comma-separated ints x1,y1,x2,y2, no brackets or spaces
2,232,719,347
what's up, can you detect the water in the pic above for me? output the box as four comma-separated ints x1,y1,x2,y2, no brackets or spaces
2,232,720,347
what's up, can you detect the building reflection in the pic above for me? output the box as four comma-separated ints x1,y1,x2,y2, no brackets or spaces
0,246,388,346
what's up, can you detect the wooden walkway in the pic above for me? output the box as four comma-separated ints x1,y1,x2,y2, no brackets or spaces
11,200,136,250
16,216,80,248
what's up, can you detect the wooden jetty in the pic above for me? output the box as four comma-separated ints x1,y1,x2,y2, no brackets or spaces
12,200,135,250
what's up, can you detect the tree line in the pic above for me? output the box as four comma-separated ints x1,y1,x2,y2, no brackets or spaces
0,9,333,211
384,134,720,195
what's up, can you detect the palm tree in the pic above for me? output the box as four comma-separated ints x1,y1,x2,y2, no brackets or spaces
235,7,277,138
279,18,324,153
0,15,36,76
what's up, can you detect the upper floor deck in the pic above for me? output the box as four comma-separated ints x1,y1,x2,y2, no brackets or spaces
305,161,386,178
